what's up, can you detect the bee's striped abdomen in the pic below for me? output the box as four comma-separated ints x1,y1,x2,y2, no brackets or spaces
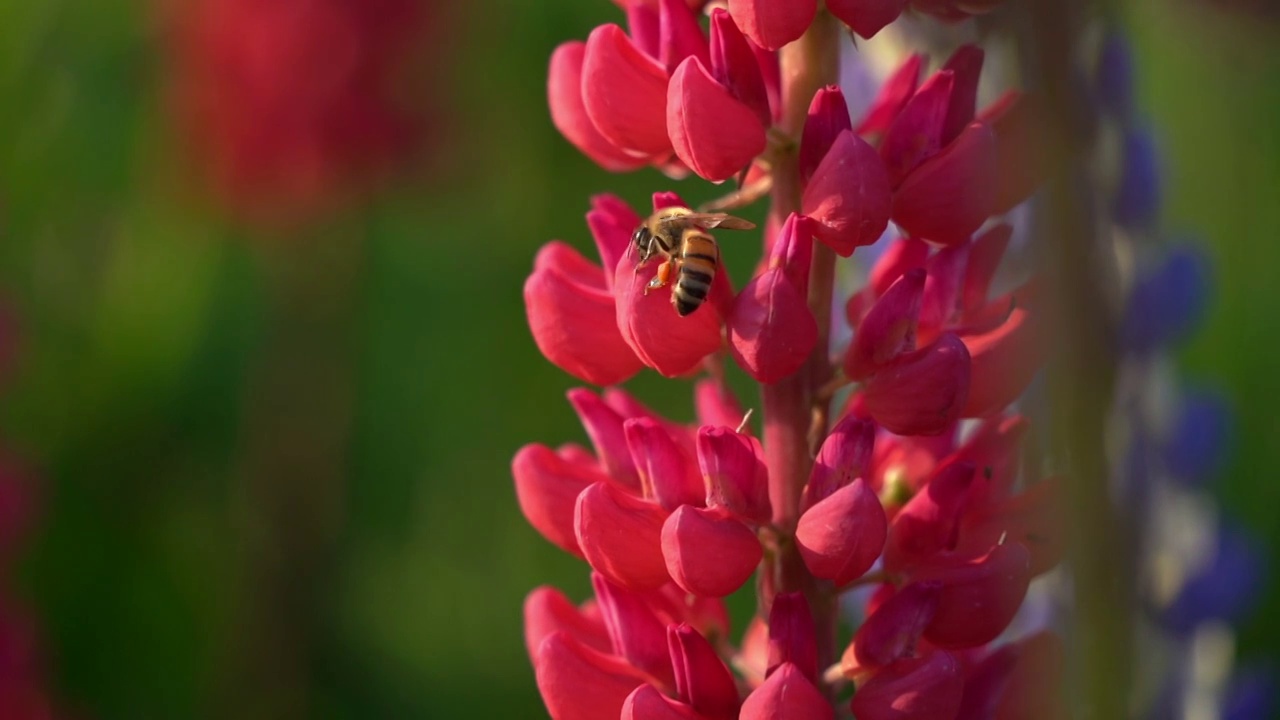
672,232,718,316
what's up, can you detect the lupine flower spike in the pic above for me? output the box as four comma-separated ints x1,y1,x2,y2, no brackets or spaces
519,2,1095,718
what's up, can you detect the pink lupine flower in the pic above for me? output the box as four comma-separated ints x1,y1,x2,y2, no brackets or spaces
850,651,964,720
522,5,1060,717
550,4,771,181
727,213,818,382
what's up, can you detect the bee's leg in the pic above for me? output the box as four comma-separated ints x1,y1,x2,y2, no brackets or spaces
643,260,673,295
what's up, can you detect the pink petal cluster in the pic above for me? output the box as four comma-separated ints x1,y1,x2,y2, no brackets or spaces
549,3,774,181
523,7,1062,720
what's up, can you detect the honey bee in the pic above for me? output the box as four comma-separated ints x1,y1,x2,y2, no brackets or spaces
631,206,756,316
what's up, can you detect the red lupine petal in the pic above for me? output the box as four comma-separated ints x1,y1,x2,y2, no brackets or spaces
693,379,747,431
801,130,893,256
980,90,1049,214
669,623,742,720
615,252,727,378
864,333,971,436
627,3,662,59
850,651,964,720
766,593,818,683
885,461,975,573
668,57,767,182
626,417,703,510
740,662,833,720
594,573,678,689
622,685,711,720
605,386,696,459
803,414,876,509
568,388,642,490
960,295,1045,418
869,237,930,297
588,194,645,290
513,443,612,557
525,243,644,386
534,631,655,720
576,481,672,590
828,0,908,39
958,478,1064,577
710,9,771,126
940,45,984,145
893,122,998,245
795,479,887,586
920,244,969,335
549,42,649,172
857,53,924,141
582,24,673,156
727,0,817,51
933,413,1027,504
659,0,711,73
799,85,853,186
954,643,1019,720
728,269,817,384
697,426,771,523
845,268,925,381
750,37,781,123
662,506,762,597
523,586,613,664
961,224,1012,314
880,70,954,187
853,581,942,670
914,542,1033,649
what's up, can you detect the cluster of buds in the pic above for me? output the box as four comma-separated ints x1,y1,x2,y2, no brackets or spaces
520,2,1068,717
1092,28,1274,719
159,0,435,229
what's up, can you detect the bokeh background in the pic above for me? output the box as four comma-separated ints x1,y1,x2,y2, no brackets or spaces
0,0,1277,717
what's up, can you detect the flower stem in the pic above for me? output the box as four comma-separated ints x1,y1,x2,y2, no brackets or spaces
1019,2,1131,718
759,6,842,687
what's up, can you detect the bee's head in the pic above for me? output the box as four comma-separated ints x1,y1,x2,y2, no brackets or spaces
632,225,652,260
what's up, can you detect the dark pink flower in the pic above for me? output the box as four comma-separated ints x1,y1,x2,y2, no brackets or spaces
668,56,767,182
851,651,964,720
583,24,675,157
851,581,942,670
513,443,613,557
795,478,887,586
727,0,817,50
828,0,908,39
534,631,656,720
801,131,893,256
740,662,833,720
863,334,971,436
576,480,673,590
728,213,818,383
622,684,711,720
802,414,877,510
697,426,771,524
662,505,762,597
845,268,926,381
669,623,741,719
523,586,612,664
799,86,854,186
913,542,1033,649
766,593,818,683
884,461,976,573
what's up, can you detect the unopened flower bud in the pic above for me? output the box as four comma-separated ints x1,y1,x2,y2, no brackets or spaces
803,414,876,509
662,505,762,597
669,623,741,720
697,426,770,523
880,70,954,186
846,268,925,381
828,0,907,39
852,581,942,670
728,213,818,382
864,334,971,436
892,122,998,244
727,0,817,51
799,86,853,185
740,662,833,720
885,461,975,573
796,479,887,586
914,542,1033,649
801,131,892,256
856,54,923,141
766,592,818,683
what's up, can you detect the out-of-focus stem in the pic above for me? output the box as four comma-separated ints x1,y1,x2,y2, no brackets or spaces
759,7,841,683
219,230,362,720
1019,2,1131,718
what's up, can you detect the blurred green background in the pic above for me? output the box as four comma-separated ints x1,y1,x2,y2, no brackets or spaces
0,0,1276,717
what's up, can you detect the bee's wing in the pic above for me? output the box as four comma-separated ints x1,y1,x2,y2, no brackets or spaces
664,213,756,232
